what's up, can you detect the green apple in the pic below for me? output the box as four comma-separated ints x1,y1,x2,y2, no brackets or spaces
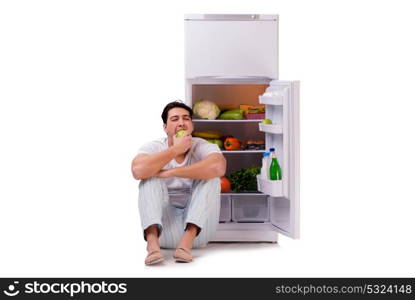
175,129,186,138
206,139,223,149
261,118,272,124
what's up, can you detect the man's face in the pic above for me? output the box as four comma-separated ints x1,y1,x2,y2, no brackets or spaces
163,107,194,137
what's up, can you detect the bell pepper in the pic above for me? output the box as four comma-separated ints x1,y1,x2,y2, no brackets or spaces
224,137,241,150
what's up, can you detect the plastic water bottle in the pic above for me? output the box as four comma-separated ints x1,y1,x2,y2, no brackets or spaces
269,148,282,180
260,152,270,179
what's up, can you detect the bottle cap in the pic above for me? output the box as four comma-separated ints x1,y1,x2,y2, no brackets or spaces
262,152,269,157
269,148,275,152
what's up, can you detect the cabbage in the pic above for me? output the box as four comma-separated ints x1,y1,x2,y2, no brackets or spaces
193,99,221,120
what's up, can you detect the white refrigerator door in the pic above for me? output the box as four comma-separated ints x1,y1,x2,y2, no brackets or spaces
258,80,300,239
184,14,278,79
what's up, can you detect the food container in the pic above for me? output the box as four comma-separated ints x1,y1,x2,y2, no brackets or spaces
245,112,265,119
240,140,265,150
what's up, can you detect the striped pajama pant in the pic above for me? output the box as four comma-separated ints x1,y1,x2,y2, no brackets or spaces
138,177,221,249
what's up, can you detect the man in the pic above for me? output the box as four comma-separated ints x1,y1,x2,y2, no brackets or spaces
131,101,226,265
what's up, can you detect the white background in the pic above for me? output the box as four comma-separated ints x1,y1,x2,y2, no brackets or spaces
1,0,415,277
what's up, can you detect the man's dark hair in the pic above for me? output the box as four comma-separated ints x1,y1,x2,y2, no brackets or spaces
161,101,193,124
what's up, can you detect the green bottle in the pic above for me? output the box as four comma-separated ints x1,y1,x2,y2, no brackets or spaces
269,148,282,180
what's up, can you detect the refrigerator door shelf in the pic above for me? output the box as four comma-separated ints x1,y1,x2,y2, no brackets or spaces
256,176,284,197
258,123,283,134
259,94,284,106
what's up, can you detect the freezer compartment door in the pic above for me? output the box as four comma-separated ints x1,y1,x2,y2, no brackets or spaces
258,80,300,238
184,14,278,78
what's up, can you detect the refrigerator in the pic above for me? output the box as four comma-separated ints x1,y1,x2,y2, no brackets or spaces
184,14,299,242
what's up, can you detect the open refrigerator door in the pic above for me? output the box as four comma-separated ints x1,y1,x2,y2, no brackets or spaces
258,80,300,239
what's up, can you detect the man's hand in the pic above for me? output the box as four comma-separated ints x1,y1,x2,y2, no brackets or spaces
172,130,192,155
155,169,173,178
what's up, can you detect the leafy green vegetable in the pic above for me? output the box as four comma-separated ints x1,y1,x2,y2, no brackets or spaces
228,165,261,192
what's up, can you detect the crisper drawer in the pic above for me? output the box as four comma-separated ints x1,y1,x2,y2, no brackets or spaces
219,195,231,223
232,194,269,223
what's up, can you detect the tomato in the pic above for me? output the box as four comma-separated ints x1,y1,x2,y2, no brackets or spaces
220,177,232,193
